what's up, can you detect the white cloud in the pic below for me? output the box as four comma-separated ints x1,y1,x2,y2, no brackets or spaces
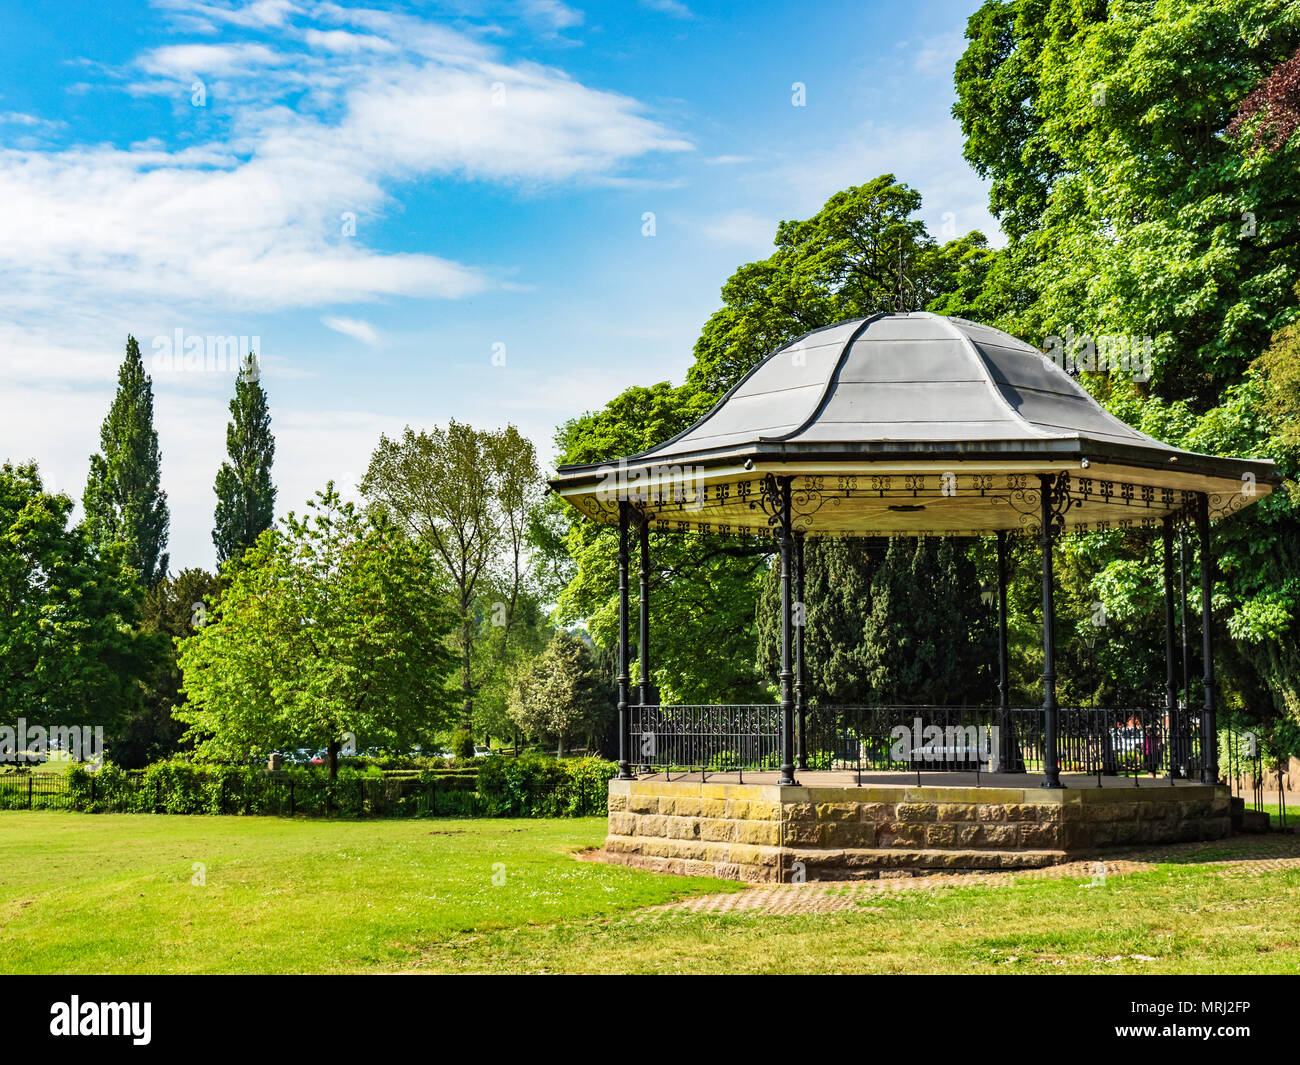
0,4,691,319
907,33,966,78
641,0,693,18
702,210,776,249
139,42,287,76
302,28,396,54
769,119,1002,248
520,1,585,32
322,315,380,346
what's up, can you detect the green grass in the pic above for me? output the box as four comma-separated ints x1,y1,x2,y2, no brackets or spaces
0,813,736,973
430,866,1300,974
2,812,1298,974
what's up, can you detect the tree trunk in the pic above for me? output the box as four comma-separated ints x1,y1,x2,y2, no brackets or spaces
460,609,474,737
327,739,339,781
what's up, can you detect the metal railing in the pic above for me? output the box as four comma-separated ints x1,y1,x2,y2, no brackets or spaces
630,703,1216,785
629,704,782,777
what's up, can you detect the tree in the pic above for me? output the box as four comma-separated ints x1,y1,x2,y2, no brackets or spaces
507,631,613,756
758,536,995,707
113,568,224,768
176,485,457,778
952,0,1300,723
361,421,542,736
0,462,149,733
687,176,994,400
213,353,275,567
84,335,170,586
470,586,551,746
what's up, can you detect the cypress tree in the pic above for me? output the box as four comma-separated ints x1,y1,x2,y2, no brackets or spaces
213,352,276,567
83,335,170,586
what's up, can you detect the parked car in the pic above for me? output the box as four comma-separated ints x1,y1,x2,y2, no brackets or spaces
473,745,495,759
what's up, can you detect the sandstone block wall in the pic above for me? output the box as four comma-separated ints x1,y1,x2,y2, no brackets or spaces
603,779,1232,882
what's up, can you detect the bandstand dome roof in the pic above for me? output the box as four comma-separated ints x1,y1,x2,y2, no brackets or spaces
550,313,1280,537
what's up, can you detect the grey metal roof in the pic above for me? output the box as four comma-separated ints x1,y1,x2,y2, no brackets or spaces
639,313,1178,458
551,313,1280,535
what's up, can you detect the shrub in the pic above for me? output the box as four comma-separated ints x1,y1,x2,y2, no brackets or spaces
449,729,475,760
477,754,616,817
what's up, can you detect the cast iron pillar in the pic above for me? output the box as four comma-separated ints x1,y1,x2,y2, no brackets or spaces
1038,475,1062,789
995,530,1023,773
1161,516,1182,779
1196,493,1218,784
794,530,807,770
1179,523,1191,711
638,512,653,707
778,477,797,786
616,501,632,780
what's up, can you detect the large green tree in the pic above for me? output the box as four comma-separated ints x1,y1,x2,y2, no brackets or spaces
507,631,614,756
0,462,149,733
112,568,224,768
953,0,1300,724
213,352,275,567
84,336,170,586
176,485,457,778
361,421,543,736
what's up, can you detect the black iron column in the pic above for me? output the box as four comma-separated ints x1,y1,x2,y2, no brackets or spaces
616,501,632,780
638,512,653,707
1161,516,1181,779
1179,523,1191,711
1196,493,1218,784
1038,475,1062,788
778,477,797,786
794,531,807,770
995,530,1022,772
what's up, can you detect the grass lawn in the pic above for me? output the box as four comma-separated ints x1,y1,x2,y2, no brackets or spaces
2,812,1298,974
0,813,736,973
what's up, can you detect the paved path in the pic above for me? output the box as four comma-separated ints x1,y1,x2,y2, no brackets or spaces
643,836,1300,917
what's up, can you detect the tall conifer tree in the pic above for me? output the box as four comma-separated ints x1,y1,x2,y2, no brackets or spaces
84,335,170,586
213,352,276,567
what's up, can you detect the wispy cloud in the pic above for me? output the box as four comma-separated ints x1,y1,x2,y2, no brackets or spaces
702,210,776,249
322,315,380,346
0,0,691,318
641,0,693,18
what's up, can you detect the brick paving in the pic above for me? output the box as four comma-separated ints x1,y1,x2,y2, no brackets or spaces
641,834,1300,917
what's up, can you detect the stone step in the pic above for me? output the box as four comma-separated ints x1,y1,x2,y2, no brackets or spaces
787,846,1069,880
1239,809,1271,834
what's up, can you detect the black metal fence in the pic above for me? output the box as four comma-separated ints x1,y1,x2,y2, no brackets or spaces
631,702,1219,785
629,704,782,776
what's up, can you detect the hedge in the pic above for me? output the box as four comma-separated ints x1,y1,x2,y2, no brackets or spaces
476,754,618,817
0,756,618,818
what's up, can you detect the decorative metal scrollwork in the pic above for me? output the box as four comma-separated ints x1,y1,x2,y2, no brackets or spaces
790,478,842,532
1048,471,1080,530
750,472,784,527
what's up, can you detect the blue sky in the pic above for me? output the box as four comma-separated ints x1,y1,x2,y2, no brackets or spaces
0,0,996,570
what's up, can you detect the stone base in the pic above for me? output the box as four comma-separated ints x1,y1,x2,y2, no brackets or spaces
604,778,1233,882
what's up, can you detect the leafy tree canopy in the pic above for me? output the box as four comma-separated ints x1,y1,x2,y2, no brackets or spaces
176,485,458,777
0,462,149,731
